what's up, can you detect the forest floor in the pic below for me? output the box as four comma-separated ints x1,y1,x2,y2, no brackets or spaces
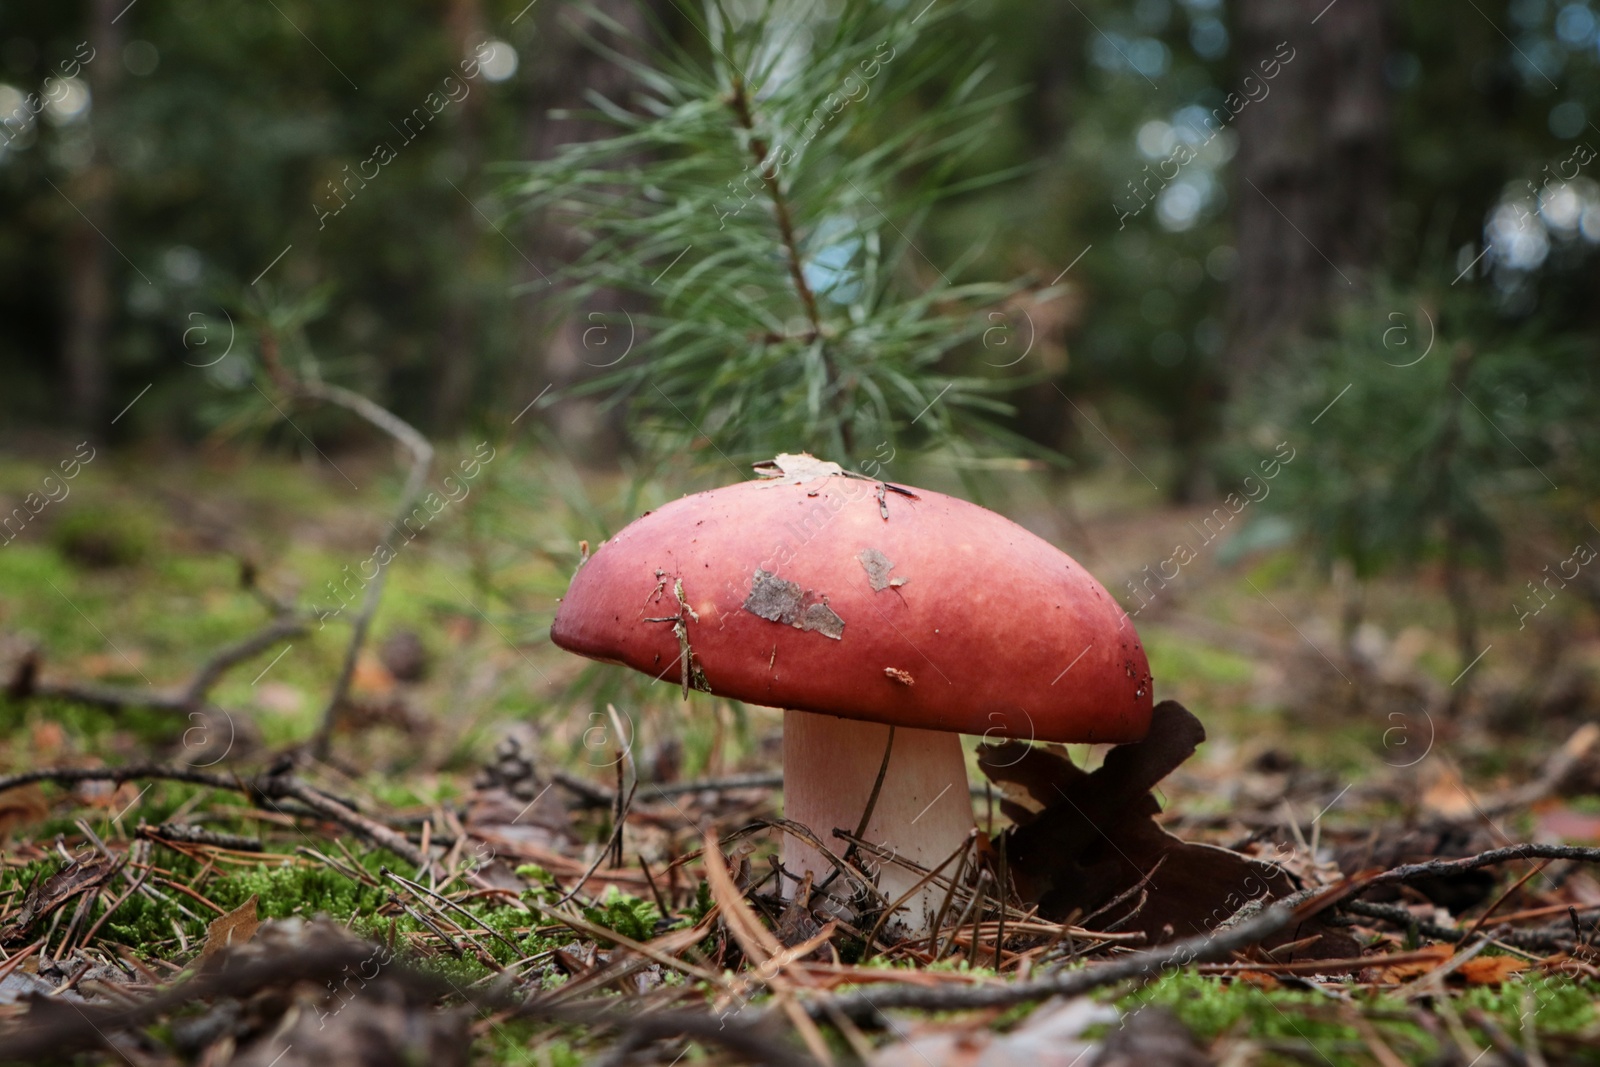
3,438,1600,1066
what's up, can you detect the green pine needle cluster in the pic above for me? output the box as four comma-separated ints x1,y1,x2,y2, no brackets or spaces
513,0,1032,467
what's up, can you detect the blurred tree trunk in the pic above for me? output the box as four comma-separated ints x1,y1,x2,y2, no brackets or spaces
512,1,653,460
1228,0,1389,383
433,0,487,431
62,0,122,433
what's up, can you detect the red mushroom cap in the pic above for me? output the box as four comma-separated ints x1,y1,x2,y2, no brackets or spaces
550,458,1153,744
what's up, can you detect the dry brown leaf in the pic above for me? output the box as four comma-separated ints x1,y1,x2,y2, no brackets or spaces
1373,944,1452,982
29,721,65,756
986,701,1357,960
1236,970,1281,990
201,893,260,958
1456,955,1529,985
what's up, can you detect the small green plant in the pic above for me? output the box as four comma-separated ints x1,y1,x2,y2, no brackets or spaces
513,0,1032,466
1242,287,1596,704
580,885,661,943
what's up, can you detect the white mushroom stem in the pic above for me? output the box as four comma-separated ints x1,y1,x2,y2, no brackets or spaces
781,709,976,936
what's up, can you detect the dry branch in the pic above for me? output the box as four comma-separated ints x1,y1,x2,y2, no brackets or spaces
0,764,438,876
801,903,1298,1021
13,615,304,715
0,763,243,794
258,329,435,759
1342,899,1570,953
1363,844,1600,887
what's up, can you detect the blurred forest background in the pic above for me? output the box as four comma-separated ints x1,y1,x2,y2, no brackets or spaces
9,6,1600,1061
3,0,1600,757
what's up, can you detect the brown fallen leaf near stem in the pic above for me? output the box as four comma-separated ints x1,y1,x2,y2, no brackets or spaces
350,652,397,697
201,894,260,958
983,701,1357,960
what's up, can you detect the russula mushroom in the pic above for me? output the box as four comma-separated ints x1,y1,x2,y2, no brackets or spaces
550,455,1152,934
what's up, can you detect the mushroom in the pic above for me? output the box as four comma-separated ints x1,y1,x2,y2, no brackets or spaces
550,455,1152,935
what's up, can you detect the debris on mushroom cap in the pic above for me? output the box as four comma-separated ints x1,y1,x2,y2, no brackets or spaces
549,457,1155,744
857,547,900,591
741,569,845,640
752,453,847,483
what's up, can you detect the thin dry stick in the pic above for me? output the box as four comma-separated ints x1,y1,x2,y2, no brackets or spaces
967,870,989,966
852,727,895,844
180,615,306,707
379,867,521,957
21,615,303,715
1078,854,1170,930
1459,861,1548,946
863,832,973,959
388,891,463,956
927,834,975,959
831,832,975,912
303,399,433,757
0,764,243,795
77,864,154,949
996,836,1008,970
253,772,443,878
553,775,638,908
259,329,436,760
1365,844,1600,886
803,903,1299,1021
743,820,888,908
938,865,987,963
1344,899,1567,953
815,727,896,902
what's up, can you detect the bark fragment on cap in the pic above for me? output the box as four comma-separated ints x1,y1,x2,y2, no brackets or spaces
858,547,897,591
741,569,845,640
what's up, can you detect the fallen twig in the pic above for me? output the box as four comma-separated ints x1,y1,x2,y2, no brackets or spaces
258,337,436,760
1342,899,1569,953
0,764,243,795
253,771,435,874
18,614,304,715
552,770,785,807
141,823,264,852
0,763,458,881
0,942,381,1060
800,903,1298,1021
1365,844,1600,888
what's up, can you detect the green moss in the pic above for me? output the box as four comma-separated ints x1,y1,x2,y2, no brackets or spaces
580,887,660,944
477,1023,587,1066
209,860,392,921
1460,972,1599,1034
1123,970,1600,1067
1124,972,1425,1065
1141,629,1255,687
